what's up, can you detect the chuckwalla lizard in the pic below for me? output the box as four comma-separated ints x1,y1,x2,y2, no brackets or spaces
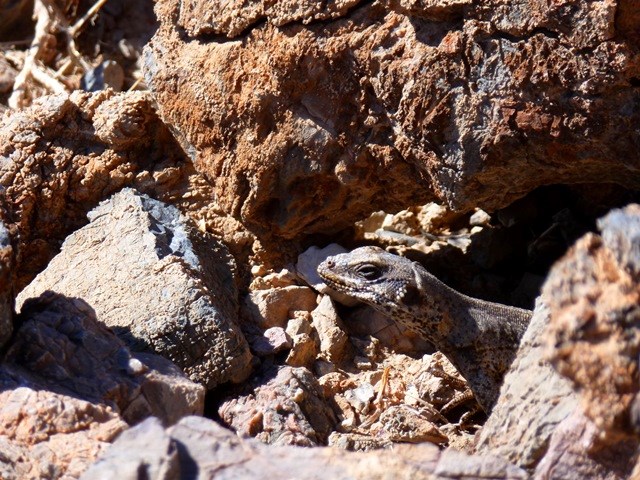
317,246,532,412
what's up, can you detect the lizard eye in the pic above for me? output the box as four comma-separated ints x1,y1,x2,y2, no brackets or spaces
355,264,382,280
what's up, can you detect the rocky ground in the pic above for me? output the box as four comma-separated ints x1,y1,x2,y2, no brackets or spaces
1,0,640,479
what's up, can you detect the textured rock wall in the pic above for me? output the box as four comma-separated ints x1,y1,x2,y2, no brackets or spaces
145,0,640,242
477,204,640,478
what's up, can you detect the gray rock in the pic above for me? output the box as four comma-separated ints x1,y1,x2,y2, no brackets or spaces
17,189,253,389
297,244,358,306
478,204,640,479
80,417,180,480
0,220,13,348
218,366,337,446
9,291,204,426
0,290,203,479
83,415,527,479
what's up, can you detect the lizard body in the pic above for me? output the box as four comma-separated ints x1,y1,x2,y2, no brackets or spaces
317,246,532,412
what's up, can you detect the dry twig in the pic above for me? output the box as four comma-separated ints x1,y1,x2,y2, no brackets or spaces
8,0,56,109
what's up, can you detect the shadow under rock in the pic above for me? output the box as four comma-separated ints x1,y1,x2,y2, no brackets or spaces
0,290,152,409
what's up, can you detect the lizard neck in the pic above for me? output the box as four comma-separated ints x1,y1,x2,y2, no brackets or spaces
398,263,532,411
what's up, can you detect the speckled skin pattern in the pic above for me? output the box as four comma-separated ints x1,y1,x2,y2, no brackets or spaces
317,246,532,412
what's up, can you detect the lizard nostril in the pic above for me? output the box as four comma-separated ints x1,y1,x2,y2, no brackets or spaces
325,260,334,268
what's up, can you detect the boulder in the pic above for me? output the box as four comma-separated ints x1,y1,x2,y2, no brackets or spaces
477,204,640,479
82,416,528,479
145,0,640,242
0,291,204,479
17,189,253,389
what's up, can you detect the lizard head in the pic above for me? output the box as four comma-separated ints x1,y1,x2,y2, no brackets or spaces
317,246,421,315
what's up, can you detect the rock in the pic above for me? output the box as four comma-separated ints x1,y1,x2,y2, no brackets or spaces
415,352,470,410
79,417,179,480
0,220,14,348
298,244,360,306
534,411,638,480
244,285,318,329
469,209,491,227
249,268,298,290
218,366,337,446
0,90,198,290
249,326,292,356
83,415,527,479
0,382,127,480
311,295,350,363
10,292,204,426
538,204,640,476
477,204,640,478
344,383,376,415
81,60,125,92
0,291,203,479
285,332,318,368
343,304,433,356
17,189,253,389
297,244,348,290
130,353,205,427
285,314,320,368
474,299,577,468
145,0,640,244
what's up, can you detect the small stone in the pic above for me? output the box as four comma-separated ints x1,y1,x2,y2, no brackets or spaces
314,359,337,377
244,286,318,329
127,358,147,375
286,314,314,336
469,209,492,226
286,333,318,368
318,372,348,397
250,269,298,290
251,264,267,276
354,356,373,370
374,405,448,445
251,327,291,356
312,296,349,363
297,244,359,306
81,60,125,92
218,366,336,446
344,383,375,414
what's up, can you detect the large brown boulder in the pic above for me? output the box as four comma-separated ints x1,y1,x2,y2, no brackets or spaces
144,0,640,241
17,189,253,389
0,89,254,289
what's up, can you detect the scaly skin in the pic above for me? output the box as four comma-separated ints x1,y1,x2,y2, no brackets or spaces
317,246,532,412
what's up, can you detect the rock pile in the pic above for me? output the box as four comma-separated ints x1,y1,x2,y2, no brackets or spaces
0,0,639,478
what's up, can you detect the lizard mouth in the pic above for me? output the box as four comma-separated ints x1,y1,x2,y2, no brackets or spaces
317,269,348,290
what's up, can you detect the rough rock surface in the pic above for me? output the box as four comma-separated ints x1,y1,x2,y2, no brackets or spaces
0,291,204,479
0,89,256,289
145,0,640,242
535,204,640,478
218,366,337,446
477,204,640,478
17,189,253,389
0,220,14,347
83,416,528,479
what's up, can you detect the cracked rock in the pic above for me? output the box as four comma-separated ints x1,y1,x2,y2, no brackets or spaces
145,0,640,247
17,189,253,389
